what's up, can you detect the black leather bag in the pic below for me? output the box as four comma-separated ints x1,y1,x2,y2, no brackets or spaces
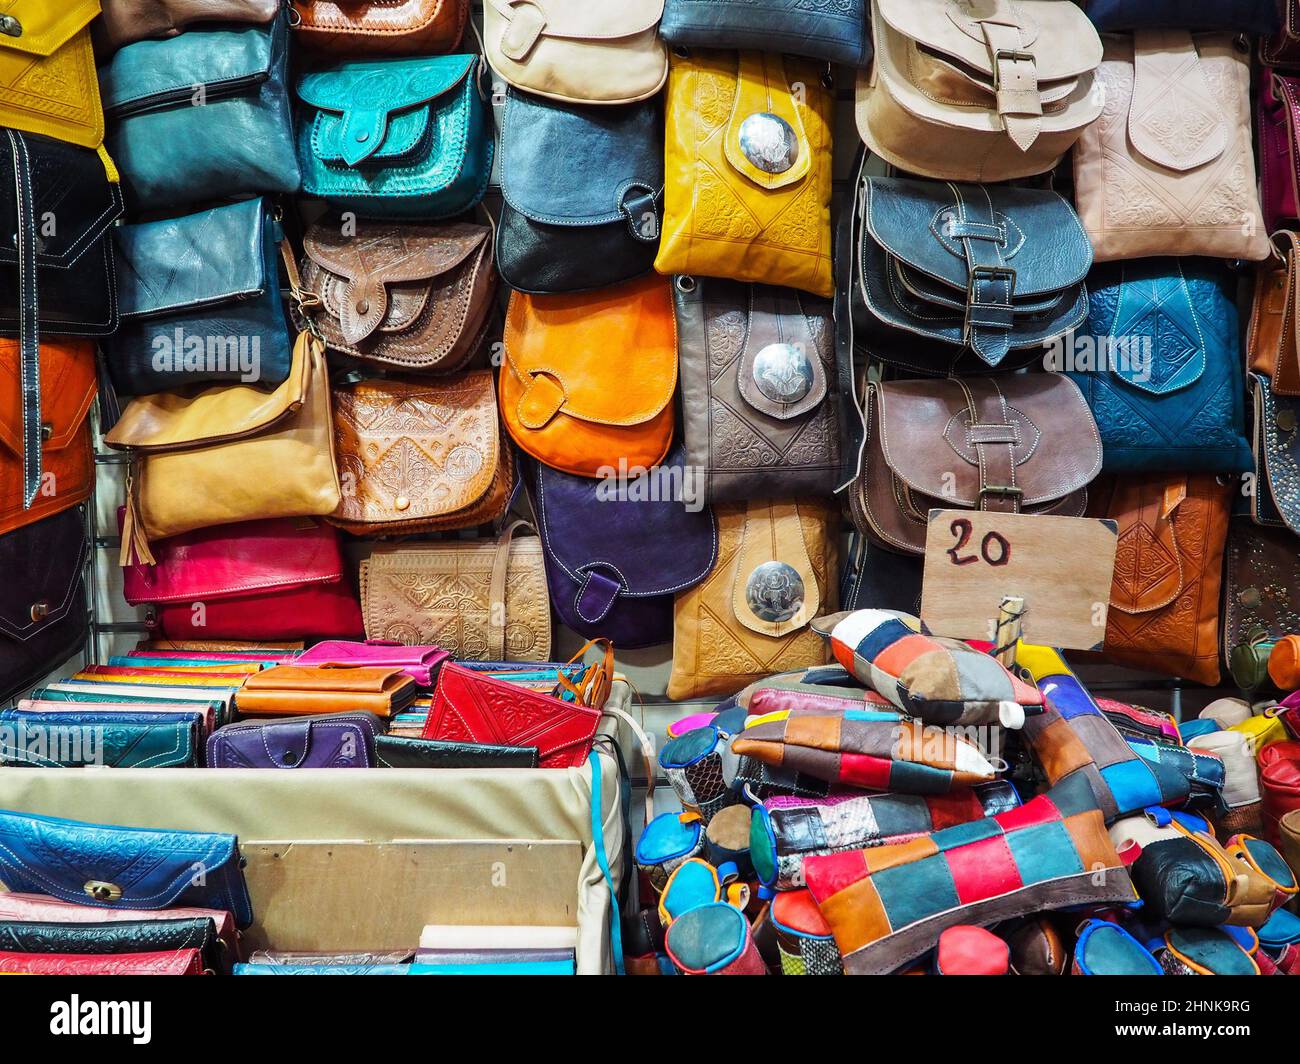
0,505,89,703
1086,0,1279,32
660,0,871,65
0,918,225,973
497,88,662,294
375,735,539,769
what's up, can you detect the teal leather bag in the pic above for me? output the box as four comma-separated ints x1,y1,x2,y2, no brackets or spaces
295,54,493,220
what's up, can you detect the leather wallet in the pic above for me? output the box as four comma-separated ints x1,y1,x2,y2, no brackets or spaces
0,918,224,973
208,713,382,768
17,699,218,744
235,664,417,719
293,641,449,689
375,734,539,769
0,949,206,975
0,709,202,768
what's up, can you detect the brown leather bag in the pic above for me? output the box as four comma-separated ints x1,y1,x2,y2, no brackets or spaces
297,220,495,373
291,0,467,55
96,0,280,52
235,664,417,718
1087,475,1233,686
1247,233,1300,397
1282,809,1300,881
329,370,513,536
850,375,1102,555
1221,518,1300,690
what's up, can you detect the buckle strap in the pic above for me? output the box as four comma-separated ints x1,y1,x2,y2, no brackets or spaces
619,186,660,244
957,378,1021,514
6,130,41,510
981,21,1042,150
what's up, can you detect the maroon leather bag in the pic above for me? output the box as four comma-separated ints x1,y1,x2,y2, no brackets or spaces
1259,72,1300,234
1261,740,1300,847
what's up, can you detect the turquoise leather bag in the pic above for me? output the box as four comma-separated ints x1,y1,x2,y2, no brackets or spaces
295,54,492,220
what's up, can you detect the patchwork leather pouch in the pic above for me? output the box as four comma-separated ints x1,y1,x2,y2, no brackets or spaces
292,0,468,56
0,2,103,148
97,0,280,52
660,0,870,65
208,713,381,768
771,890,842,976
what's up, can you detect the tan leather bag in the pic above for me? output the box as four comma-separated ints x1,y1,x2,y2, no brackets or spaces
330,371,513,536
359,522,552,662
1248,232,1300,397
1282,809,1300,880
105,333,341,563
96,0,280,52
850,375,1102,555
291,0,468,56
1074,31,1269,262
856,0,1103,182
667,498,838,701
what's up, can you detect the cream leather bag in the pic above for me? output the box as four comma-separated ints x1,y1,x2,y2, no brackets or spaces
856,0,1103,182
483,0,667,106
1073,31,1269,262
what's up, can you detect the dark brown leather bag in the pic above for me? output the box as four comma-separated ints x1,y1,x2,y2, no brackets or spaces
1222,518,1300,689
291,0,467,55
298,221,495,373
850,375,1102,554
96,0,280,52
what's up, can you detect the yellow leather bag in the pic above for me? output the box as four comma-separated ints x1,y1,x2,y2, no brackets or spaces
0,1,104,148
655,50,834,299
1231,706,1289,759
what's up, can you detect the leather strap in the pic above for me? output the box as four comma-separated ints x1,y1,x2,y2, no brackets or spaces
977,2,1041,150
956,378,1021,513
6,130,41,510
620,186,660,243
949,185,1016,367
281,239,323,339
487,519,534,661
1275,231,1300,396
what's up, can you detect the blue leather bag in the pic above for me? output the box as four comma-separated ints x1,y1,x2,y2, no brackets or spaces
296,54,492,221
100,14,300,211
660,0,871,65
0,808,254,928
104,198,293,397
1086,0,1279,32
1067,260,1252,474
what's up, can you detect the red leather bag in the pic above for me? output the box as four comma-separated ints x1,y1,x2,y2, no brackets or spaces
121,515,362,642
0,949,206,974
1260,741,1300,847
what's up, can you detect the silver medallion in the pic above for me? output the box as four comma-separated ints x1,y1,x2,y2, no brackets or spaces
738,113,799,174
753,342,814,403
746,561,804,624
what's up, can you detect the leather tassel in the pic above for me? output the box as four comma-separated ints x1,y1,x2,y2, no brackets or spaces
120,467,155,567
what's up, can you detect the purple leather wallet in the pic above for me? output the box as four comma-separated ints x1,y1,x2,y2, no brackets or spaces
206,714,382,768
292,641,450,688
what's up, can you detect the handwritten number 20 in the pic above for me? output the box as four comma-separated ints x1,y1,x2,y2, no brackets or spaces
946,519,1011,567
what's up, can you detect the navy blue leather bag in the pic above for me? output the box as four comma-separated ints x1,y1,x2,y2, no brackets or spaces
1086,0,1279,32
660,0,871,65
1067,259,1252,474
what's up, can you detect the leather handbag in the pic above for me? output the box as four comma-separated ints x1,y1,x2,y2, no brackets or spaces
0,2,103,149
105,332,342,560
0,506,89,705
500,276,676,477
531,444,717,649
0,709,202,769
235,664,417,719
1087,474,1233,686
851,175,1092,374
1248,372,1300,533
1086,0,1279,31
497,88,662,294
1258,73,1300,235
121,516,363,643
105,198,293,397
656,50,834,299
0,949,206,975
329,371,513,535
292,0,468,55
1073,31,1269,262
1067,259,1252,474
0,133,121,511
1265,3,1300,68
297,219,495,372
660,0,870,65
857,0,1103,182
849,375,1102,555
666,498,838,701
208,713,382,768
358,525,552,663
295,53,493,221
0,918,224,972
101,13,301,210
675,278,840,502
0,809,253,928
97,0,280,52
293,641,449,688
483,0,667,106
375,735,538,769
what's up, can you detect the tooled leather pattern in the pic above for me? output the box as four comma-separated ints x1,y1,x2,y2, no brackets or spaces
293,0,467,56
0,950,203,975
0,10,101,144
1256,375,1300,531
1224,521,1300,646
0,918,213,957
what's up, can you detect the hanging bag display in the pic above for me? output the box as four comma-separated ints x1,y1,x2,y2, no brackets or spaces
291,0,468,56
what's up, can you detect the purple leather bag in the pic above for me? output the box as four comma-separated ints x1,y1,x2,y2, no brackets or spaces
531,447,717,648
291,641,449,689
206,714,382,768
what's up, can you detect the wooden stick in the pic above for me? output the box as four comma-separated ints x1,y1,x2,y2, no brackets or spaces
993,596,1026,669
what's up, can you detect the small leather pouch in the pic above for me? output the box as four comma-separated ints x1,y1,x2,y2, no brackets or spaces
1260,741,1300,847
0,2,103,148
1071,919,1161,975
658,857,748,928
636,811,705,894
771,889,842,976
1159,927,1260,975
658,726,741,825
208,713,382,768
1188,731,1264,838
97,0,280,52
665,902,766,976
374,735,538,769
330,371,513,535
1283,809,1300,879
0,917,224,973
0,809,253,929
1268,635,1300,690
0,949,206,975
292,0,468,55
294,641,448,689
0,709,201,768
236,664,416,719
934,926,1009,976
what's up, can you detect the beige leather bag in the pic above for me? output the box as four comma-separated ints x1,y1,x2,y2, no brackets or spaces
857,0,1103,182
667,499,837,701
359,522,552,662
105,333,341,563
483,0,667,105
1074,31,1269,262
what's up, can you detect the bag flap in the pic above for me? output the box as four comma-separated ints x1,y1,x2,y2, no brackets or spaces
0,1,97,58
0,340,96,458
873,375,1101,507
114,199,272,321
330,372,500,525
0,508,87,644
503,276,677,428
215,715,365,769
736,287,828,421
104,332,315,453
245,664,403,694
121,516,344,605
730,499,821,639
1103,476,1187,615
297,54,473,167
863,178,1092,301
500,89,663,225
533,444,717,602
487,0,662,61
722,52,811,192
296,0,447,33
101,20,279,119
303,221,487,347
1127,30,1226,173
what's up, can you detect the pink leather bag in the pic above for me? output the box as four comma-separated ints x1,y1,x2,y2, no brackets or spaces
120,514,363,642
1259,72,1300,234
293,640,449,688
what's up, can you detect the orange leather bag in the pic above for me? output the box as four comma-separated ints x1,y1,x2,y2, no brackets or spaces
290,0,468,55
0,339,95,536
499,275,677,477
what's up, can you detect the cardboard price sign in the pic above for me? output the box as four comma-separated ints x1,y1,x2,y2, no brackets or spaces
919,510,1118,651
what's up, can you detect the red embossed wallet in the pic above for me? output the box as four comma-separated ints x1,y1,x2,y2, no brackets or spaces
0,949,206,975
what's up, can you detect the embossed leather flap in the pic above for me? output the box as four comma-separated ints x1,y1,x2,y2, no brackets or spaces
297,53,474,167
331,372,501,526
113,199,274,321
731,500,821,639
488,0,663,61
1127,30,1227,173
0,341,95,459
296,0,448,33
1099,476,1187,616
500,88,663,226
723,52,811,192
873,375,1101,508
0,1,98,57
737,287,827,421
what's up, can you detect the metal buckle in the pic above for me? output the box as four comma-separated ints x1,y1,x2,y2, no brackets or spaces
992,48,1036,90
967,265,1017,302
981,485,1024,498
